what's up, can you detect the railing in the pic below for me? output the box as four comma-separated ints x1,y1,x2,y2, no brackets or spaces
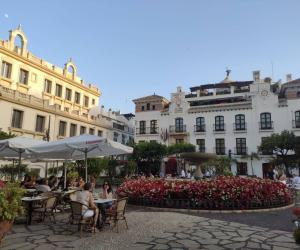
234,88,250,93
216,90,231,95
233,122,247,131
214,147,226,155
194,125,206,132
213,124,226,132
259,121,274,130
234,147,248,155
292,120,300,129
169,125,187,133
136,127,159,135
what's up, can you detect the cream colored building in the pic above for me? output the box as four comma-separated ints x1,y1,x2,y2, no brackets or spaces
0,26,134,176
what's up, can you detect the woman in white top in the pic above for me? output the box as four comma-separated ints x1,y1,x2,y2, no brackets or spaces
76,182,99,231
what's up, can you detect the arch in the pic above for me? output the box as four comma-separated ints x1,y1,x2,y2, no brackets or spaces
9,26,28,56
64,59,77,79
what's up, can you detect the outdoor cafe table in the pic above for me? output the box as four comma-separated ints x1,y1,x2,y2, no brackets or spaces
21,196,47,225
93,198,116,228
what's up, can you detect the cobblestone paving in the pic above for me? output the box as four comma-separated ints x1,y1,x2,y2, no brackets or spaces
1,210,299,250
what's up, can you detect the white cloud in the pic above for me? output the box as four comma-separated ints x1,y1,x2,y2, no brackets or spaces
4,14,8,19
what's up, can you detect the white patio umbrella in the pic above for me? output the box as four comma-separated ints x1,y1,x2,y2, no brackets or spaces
27,134,133,182
0,136,46,179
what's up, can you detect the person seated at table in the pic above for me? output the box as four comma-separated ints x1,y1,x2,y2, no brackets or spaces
99,182,114,225
21,174,31,188
75,182,99,232
89,176,96,193
76,177,85,189
48,176,58,190
36,178,51,193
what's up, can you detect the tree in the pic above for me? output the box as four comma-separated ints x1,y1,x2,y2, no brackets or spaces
87,157,110,178
0,131,15,140
167,143,196,155
200,156,233,176
258,130,297,175
133,141,167,175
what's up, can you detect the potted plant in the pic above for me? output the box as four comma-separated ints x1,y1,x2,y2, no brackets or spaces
0,182,25,244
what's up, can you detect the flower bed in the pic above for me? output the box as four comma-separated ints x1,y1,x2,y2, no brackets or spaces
116,177,293,210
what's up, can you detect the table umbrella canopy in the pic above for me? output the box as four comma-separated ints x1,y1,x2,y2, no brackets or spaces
27,134,133,181
0,136,46,159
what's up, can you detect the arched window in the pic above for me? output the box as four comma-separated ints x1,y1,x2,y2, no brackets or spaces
215,116,224,131
175,118,184,132
195,117,205,132
295,111,300,128
260,113,272,129
146,103,150,110
235,114,246,130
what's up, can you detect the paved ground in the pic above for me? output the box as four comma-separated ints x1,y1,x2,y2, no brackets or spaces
1,206,299,250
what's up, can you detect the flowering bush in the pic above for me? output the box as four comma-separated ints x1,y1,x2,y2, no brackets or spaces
116,177,293,210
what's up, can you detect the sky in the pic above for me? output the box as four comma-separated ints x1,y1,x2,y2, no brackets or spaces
1,0,300,113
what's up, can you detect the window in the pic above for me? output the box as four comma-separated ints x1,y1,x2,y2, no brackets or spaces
215,116,224,131
19,69,29,85
122,134,126,144
35,115,45,133
141,106,145,111
80,126,86,135
92,99,95,105
175,118,184,132
150,120,158,134
237,162,248,175
215,139,225,155
89,128,95,135
58,121,67,137
236,138,247,155
70,124,77,137
196,139,205,152
98,130,103,137
55,84,62,97
65,88,72,101
75,92,81,104
113,132,119,142
295,111,300,128
235,114,246,130
1,61,12,78
64,107,69,112
84,96,89,107
260,113,272,129
176,139,184,144
44,79,52,94
11,109,23,128
195,117,205,132
139,121,146,134
152,105,156,110
146,103,150,110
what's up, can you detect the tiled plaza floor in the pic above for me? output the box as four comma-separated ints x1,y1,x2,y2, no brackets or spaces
1,207,299,250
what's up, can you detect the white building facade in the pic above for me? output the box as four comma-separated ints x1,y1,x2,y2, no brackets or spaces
133,71,300,178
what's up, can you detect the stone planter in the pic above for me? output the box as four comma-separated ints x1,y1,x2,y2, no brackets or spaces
0,220,13,244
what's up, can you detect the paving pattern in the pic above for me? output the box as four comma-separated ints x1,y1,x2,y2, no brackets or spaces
1,209,299,250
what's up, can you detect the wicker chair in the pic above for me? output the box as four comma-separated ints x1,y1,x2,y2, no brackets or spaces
107,197,129,232
69,201,95,237
32,196,57,223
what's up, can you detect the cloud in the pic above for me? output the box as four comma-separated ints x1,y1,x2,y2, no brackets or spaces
4,14,8,18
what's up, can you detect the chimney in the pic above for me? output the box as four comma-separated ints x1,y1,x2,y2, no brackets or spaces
253,71,260,82
286,74,292,82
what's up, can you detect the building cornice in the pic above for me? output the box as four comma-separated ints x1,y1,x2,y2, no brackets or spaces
0,46,101,97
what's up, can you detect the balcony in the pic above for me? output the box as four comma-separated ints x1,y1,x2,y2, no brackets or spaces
136,127,159,135
259,121,274,131
194,125,206,133
213,124,226,133
169,125,187,134
214,147,226,155
292,120,300,129
234,147,248,156
233,123,247,132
